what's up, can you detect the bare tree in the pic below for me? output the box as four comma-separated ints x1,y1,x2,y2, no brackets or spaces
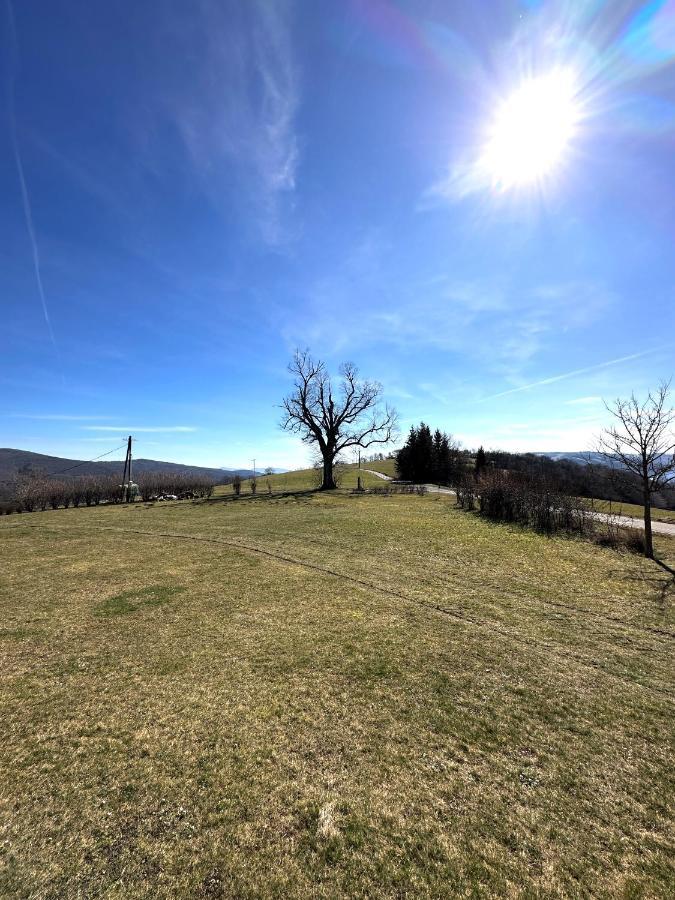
599,381,675,559
281,350,397,490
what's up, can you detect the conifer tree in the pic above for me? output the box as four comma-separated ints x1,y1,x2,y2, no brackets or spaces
475,445,487,481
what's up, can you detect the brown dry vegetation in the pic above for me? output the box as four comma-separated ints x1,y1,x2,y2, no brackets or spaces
0,489,673,898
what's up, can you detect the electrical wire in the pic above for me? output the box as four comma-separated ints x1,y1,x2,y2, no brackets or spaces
44,443,127,477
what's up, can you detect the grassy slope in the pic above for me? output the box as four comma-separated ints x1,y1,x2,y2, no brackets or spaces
358,458,397,478
233,465,387,494
588,497,675,524
1,492,674,898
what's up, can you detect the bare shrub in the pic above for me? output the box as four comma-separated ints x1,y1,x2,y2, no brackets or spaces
477,470,593,537
592,523,647,555
135,472,215,501
455,476,477,510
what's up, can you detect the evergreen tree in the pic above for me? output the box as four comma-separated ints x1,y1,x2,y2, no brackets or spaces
396,426,418,480
417,423,434,482
475,445,487,481
397,423,460,484
432,429,443,482
439,433,451,484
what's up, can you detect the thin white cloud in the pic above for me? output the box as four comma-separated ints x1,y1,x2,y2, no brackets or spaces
282,253,614,382
479,346,669,402
565,396,602,406
10,413,110,421
82,426,197,433
6,0,57,354
151,0,299,244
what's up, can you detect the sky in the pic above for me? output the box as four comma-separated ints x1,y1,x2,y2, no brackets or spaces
2,0,675,470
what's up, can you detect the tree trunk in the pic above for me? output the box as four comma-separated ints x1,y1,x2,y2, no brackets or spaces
643,487,654,559
321,453,337,490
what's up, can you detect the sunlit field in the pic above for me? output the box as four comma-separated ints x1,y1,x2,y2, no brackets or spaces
232,464,390,495
1,489,673,898
587,497,675,524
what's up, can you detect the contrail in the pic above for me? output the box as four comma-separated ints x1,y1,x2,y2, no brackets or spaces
479,346,671,402
6,0,58,353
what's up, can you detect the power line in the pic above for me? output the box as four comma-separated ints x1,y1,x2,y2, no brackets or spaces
44,443,127,477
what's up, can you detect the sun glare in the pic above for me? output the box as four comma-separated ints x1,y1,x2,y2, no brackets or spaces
482,69,580,190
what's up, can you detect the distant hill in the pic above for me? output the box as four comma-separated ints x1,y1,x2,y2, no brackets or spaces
539,451,674,475
0,448,255,484
538,451,610,466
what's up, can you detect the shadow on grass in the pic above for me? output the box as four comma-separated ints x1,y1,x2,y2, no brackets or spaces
199,488,321,507
95,584,185,617
610,561,675,611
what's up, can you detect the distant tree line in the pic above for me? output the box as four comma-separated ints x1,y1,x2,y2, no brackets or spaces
392,424,674,510
396,423,465,485
478,450,674,510
2,469,215,514
136,472,215,502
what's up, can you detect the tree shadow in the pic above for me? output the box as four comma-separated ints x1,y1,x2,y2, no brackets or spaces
652,555,675,574
610,560,675,612
197,489,320,507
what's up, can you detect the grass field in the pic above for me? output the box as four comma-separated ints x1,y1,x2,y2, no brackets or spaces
1,489,674,898
358,458,397,478
588,497,675,524
234,464,389,495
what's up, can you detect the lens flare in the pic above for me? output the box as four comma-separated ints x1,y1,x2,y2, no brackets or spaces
481,69,581,189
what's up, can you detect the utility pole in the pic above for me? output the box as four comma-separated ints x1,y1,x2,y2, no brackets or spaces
121,435,132,502
252,459,256,479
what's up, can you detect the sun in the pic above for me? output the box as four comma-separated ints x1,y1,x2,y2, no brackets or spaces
481,69,580,190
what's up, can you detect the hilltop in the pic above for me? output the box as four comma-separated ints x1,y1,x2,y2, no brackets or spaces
0,448,254,484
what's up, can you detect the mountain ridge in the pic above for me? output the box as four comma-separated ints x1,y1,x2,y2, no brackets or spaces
0,448,255,483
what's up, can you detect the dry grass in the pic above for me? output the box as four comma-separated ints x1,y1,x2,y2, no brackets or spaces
1,491,674,898
588,497,675,524
357,458,397,478
230,465,386,495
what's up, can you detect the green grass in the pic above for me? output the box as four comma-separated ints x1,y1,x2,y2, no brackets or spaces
1,491,674,898
587,497,675,524
94,584,185,618
230,464,389,495
357,458,397,478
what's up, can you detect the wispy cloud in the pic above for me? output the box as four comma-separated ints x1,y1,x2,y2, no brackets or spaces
282,244,614,380
478,347,669,402
82,426,197,433
149,0,299,244
6,0,58,354
565,396,602,406
81,438,161,446
10,413,110,421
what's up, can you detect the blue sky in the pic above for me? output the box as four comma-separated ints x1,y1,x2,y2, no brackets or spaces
3,0,674,469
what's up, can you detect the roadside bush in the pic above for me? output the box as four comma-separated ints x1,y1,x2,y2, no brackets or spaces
476,470,592,536
455,476,477,510
591,518,647,555
464,470,646,553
